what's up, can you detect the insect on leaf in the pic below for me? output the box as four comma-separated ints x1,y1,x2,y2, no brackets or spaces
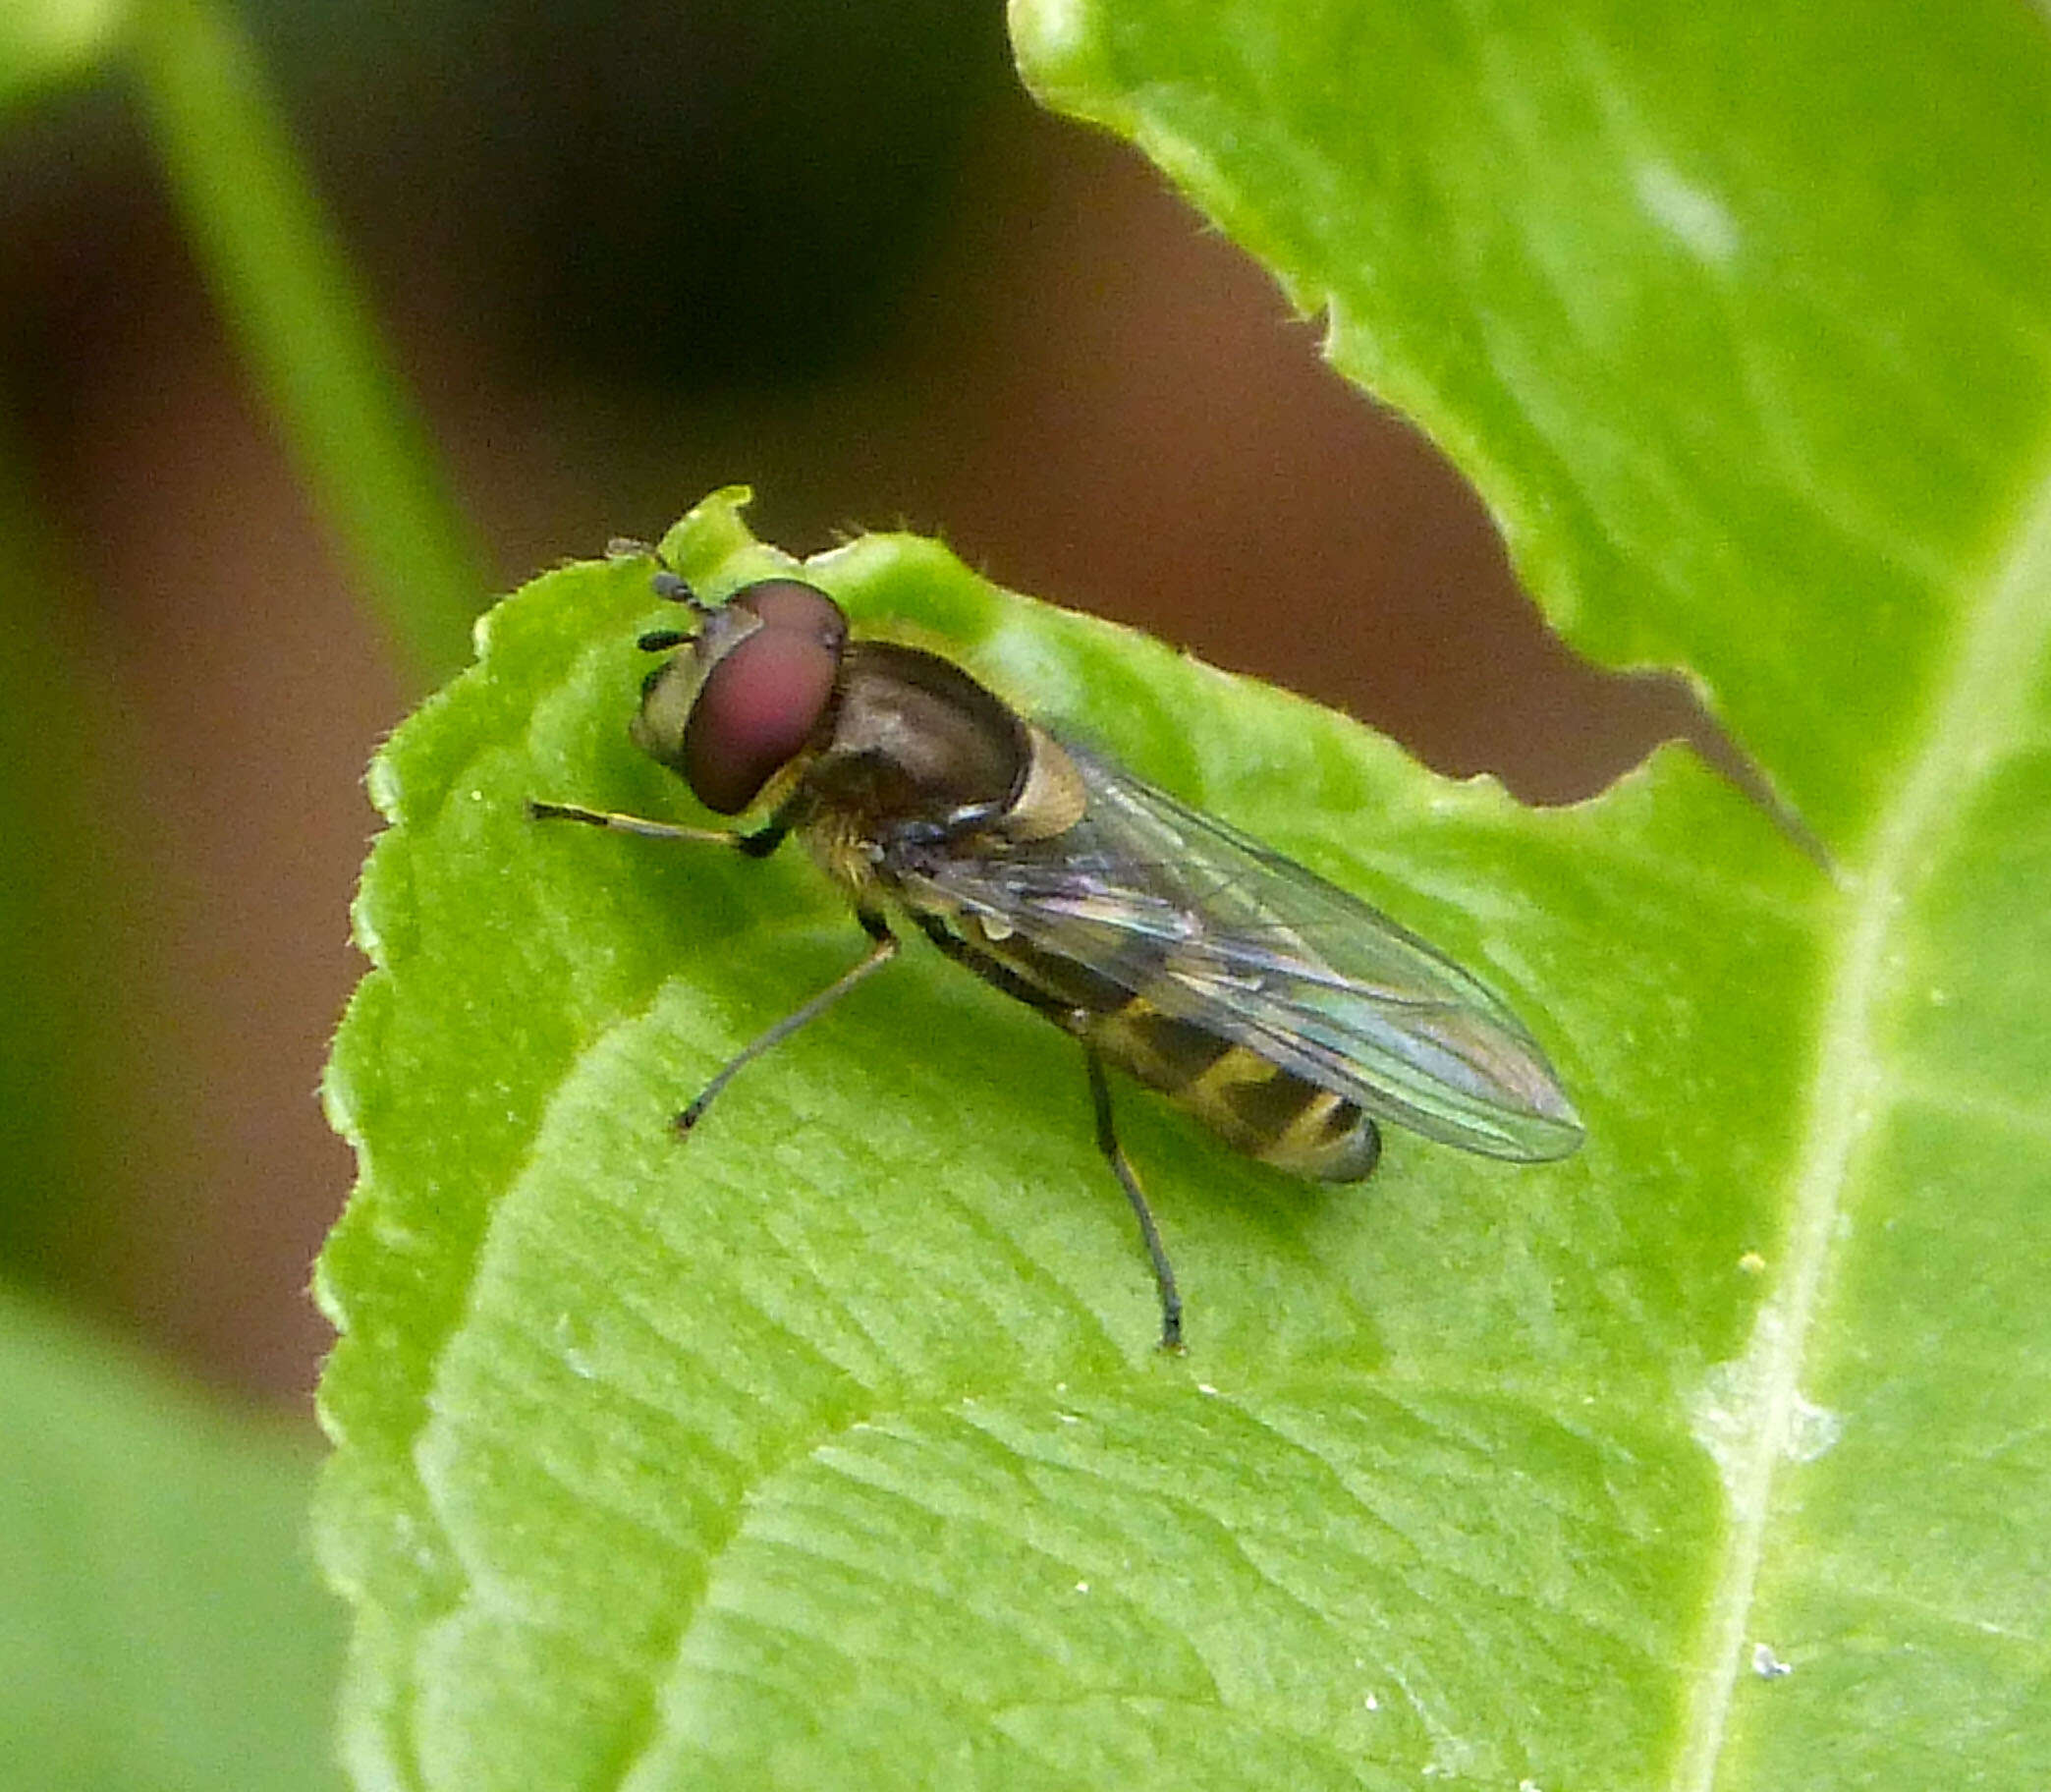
316,0,2051,1778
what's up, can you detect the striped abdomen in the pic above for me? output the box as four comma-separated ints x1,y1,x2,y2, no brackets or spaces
1084,992,1382,1181
938,917,1382,1184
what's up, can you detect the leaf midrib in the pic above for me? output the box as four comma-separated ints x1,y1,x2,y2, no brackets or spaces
1676,456,2051,1790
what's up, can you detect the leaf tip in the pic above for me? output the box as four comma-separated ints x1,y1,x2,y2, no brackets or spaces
1009,0,1116,108
657,483,757,578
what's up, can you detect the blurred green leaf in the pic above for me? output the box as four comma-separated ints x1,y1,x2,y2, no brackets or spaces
0,1291,344,1791
0,0,123,109
315,0,2051,1785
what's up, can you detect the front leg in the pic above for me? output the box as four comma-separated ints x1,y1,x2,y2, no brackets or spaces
527,799,789,859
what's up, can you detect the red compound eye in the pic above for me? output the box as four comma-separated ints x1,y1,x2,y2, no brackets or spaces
680,581,847,812
734,578,849,645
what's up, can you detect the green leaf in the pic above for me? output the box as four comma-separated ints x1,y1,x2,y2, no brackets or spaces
1017,0,2051,861
1009,1,2051,1782
323,490,1763,1788
0,1291,344,1791
317,1,2051,1786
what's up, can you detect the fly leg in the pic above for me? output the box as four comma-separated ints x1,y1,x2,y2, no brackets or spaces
531,797,889,1128
676,912,899,1137
1085,1049,1185,1352
913,910,1189,1351
527,800,787,859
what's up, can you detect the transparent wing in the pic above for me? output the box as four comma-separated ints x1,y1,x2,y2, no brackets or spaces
902,743,1582,1161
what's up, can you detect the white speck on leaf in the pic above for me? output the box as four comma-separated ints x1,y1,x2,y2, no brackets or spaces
551,1311,595,1379
1785,1394,1842,1462
1634,161,1740,264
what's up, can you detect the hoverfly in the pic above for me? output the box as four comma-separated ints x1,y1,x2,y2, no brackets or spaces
531,562,1582,1348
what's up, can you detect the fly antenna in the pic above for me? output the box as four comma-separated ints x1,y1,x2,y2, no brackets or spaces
648,569,713,616
607,534,713,617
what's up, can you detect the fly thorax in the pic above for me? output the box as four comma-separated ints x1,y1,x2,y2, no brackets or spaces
828,643,1026,821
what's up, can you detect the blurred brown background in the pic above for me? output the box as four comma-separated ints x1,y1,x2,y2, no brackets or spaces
0,0,1705,1406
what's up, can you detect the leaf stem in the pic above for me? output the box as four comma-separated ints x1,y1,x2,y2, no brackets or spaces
124,0,488,685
